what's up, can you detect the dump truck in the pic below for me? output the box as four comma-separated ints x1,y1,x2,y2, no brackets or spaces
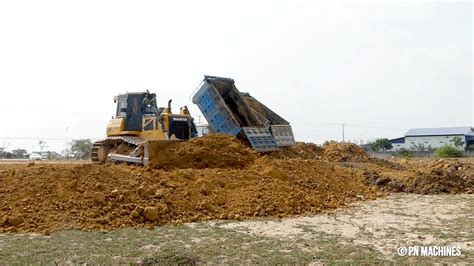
92,76,294,165
91,91,197,164
192,75,295,151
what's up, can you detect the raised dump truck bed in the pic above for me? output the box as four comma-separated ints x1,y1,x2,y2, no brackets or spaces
240,93,289,126
240,93,295,147
192,75,295,151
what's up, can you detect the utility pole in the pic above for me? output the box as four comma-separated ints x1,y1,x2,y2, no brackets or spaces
341,123,346,142
65,127,69,160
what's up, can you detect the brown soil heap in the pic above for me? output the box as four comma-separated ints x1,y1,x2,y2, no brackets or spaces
148,134,257,170
365,159,474,194
269,142,323,160
0,135,472,233
322,142,371,162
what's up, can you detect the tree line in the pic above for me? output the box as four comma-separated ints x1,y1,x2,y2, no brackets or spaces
369,136,473,158
0,139,93,160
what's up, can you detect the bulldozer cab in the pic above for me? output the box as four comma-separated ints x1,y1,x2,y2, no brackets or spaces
111,92,196,140
115,92,158,132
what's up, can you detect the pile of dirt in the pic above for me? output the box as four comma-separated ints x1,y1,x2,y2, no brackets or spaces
0,158,380,233
149,134,257,170
364,159,474,194
322,142,371,162
269,142,323,160
408,159,474,194
0,135,472,234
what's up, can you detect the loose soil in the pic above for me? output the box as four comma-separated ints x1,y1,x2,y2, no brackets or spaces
1,194,471,264
148,135,258,170
0,135,472,233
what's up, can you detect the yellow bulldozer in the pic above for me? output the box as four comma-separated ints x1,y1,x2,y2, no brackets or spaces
91,91,197,164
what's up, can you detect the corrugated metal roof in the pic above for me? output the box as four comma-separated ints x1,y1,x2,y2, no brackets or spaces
390,137,406,144
405,127,473,137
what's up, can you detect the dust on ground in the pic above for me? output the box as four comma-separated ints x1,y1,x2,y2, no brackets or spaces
0,134,472,233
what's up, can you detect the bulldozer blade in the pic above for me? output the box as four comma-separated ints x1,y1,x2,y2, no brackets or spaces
107,139,183,165
108,153,144,164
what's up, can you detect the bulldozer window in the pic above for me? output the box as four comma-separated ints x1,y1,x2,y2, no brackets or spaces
131,98,140,113
116,96,127,118
143,117,155,131
125,95,144,131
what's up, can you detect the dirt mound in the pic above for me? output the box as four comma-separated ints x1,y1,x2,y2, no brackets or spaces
0,156,380,233
408,159,474,194
322,142,371,162
269,142,323,159
149,134,257,170
364,159,474,194
1,135,472,234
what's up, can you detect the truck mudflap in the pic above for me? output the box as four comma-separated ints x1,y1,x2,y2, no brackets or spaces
242,127,279,152
270,125,296,147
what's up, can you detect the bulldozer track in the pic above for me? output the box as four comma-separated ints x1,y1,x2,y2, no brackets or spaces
91,136,144,163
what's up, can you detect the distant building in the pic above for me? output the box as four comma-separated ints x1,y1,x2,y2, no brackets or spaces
32,151,63,160
389,127,474,151
196,124,211,137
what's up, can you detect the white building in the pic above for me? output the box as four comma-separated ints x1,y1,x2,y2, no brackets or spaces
195,124,211,137
31,151,63,160
390,127,474,151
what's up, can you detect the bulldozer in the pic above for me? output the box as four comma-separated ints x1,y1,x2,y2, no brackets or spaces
91,91,197,164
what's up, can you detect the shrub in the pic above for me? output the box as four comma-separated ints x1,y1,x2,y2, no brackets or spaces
372,138,393,151
323,140,339,146
435,145,464,158
396,148,414,159
466,144,474,151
